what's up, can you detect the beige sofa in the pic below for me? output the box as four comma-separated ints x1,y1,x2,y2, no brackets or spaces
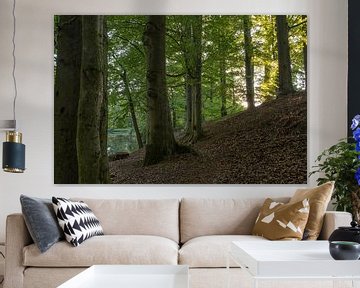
4,198,352,288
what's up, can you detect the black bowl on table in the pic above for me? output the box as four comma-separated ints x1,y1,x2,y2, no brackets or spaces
329,241,360,260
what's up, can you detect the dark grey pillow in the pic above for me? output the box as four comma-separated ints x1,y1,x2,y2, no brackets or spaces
20,195,64,253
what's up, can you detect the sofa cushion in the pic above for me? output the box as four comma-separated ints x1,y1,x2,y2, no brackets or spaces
72,198,179,243
180,198,289,243
290,181,334,240
179,235,267,268
52,197,104,247
252,198,310,240
20,195,64,253
23,235,178,267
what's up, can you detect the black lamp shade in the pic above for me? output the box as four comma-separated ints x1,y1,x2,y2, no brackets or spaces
3,141,25,173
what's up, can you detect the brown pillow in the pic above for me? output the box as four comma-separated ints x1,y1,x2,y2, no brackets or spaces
289,181,334,240
252,198,310,240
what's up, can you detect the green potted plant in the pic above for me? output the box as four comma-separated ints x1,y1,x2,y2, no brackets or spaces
310,115,360,222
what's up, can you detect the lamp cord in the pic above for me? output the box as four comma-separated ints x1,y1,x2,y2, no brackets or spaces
11,0,17,129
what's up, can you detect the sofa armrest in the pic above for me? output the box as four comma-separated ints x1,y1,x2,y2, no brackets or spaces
318,211,352,240
4,213,33,288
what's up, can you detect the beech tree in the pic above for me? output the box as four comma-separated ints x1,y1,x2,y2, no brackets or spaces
182,16,203,143
77,16,107,183
99,19,109,183
254,15,278,101
54,16,82,184
276,15,294,96
289,15,307,91
243,15,255,109
143,16,177,165
182,17,193,136
219,46,227,117
120,66,143,148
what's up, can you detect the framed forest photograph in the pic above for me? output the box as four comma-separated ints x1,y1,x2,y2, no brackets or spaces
54,15,307,184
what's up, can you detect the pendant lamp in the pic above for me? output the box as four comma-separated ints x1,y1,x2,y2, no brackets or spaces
1,0,25,173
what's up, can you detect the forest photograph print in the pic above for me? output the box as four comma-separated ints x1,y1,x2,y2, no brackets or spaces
54,15,307,184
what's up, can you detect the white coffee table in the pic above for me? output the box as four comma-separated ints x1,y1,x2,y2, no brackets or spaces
228,241,360,288
57,265,189,288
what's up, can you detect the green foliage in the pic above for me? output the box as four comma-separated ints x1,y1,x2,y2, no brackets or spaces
202,16,244,114
310,139,360,212
107,15,147,135
252,15,278,101
103,15,307,153
288,15,307,90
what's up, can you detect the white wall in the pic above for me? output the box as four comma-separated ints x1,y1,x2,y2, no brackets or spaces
0,0,348,242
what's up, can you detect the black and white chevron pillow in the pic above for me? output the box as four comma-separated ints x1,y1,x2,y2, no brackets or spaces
52,197,104,247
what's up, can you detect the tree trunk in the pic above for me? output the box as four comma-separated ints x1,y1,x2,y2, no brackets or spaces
303,42,307,92
182,16,203,143
301,14,307,92
190,15,203,143
143,15,177,166
185,75,193,135
264,65,270,83
120,68,143,149
77,16,104,183
183,18,193,136
276,15,294,96
232,78,236,106
243,15,255,110
209,79,214,103
99,17,109,184
54,16,82,184
172,105,177,129
220,55,227,117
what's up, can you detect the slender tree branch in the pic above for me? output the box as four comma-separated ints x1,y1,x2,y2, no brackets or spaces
288,20,306,30
113,19,145,29
57,16,79,30
168,82,185,89
166,31,182,47
112,34,145,57
166,72,185,78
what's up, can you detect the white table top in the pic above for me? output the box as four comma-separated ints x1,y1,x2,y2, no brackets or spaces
231,240,360,278
58,265,189,288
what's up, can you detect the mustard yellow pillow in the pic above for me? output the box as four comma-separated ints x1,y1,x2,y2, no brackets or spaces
252,198,310,240
289,181,334,240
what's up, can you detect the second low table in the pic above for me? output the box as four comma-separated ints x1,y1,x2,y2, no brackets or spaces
229,240,360,287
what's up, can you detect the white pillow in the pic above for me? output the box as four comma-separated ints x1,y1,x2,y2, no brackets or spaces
52,197,103,246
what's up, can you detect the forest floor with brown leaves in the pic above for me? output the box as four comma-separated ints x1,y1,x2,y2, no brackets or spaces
109,92,307,184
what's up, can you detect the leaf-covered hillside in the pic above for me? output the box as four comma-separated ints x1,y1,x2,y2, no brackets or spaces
109,92,307,184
